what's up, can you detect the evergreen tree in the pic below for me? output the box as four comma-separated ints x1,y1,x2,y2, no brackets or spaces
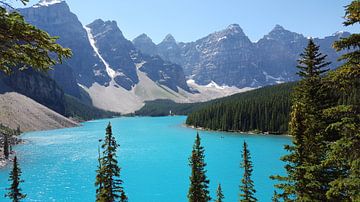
0,1,71,74
271,39,331,201
120,191,128,202
271,190,280,202
186,82,294,134
5,156,26,202
188,132,211,202
95,123,125,202
323,1,360,200
239,141,256,202
95,140,104,201
3,133,9,159
215,183,224,202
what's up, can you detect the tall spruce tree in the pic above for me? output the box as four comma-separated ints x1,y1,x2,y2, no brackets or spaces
323,0,360,200
4,133,9,159
95,123,126,202
188,132,211,202
239,141,256,202
271,39,331,201
95,140,104,201
5,156,26,202
215,184,224,202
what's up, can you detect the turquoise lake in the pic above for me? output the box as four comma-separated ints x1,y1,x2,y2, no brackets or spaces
0,116,291,201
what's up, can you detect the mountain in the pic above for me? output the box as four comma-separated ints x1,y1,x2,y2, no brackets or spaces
85,19,139,90
133,24,349,88
20,0,110,99
0,70,66,115
132,34,157,56
17,1,348,114
19,1,221,113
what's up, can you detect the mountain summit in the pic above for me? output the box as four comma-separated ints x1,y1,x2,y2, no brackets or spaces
34,0,64,7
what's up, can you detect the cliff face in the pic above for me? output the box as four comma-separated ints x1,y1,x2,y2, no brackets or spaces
0,70,66,115
134,24,349,88
20,1,110,92
20,2,191,97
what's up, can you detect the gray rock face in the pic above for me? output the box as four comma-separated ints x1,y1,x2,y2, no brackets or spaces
181,24,263,87
86,19,138,90
86,19,191,92
19,1,190,95
157,34,183,65
132,34,157,56
133,24,349,88
255,25,309,82
139,55,190,92
0,70,65,115
20,1,110,91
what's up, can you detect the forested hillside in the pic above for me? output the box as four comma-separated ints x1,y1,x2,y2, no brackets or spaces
186,82,295,134
134,100,203,116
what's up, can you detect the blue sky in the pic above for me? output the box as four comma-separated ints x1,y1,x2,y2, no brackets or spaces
15,0,356,43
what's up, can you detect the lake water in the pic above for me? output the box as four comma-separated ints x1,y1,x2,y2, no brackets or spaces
0,116,291,202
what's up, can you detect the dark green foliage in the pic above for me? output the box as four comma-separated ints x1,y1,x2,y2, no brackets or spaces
3,133,9,159
134,99,208,116
64,94,119,121
95,142,103,201
186,82,295,134
5,156,26,202
215,184,224,202
239,141,257,202
120,191,128,202
272,39,331,201
95,123,126,202
188,133,211,202
0,124,19,137
1,124,20,160
271,191,280,202
323,1,360,200
0,4,71,74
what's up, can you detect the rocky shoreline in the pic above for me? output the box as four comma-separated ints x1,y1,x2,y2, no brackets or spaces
0,132,24,168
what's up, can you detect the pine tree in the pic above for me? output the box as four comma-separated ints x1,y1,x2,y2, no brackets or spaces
120,190,128,202
3,133,9,159
323,1,360,200
271,190,280,202
215,183,224,202
95,140,104,201
239,141,257,202
188,132,211,202
271,38,331,201
0,2,71,74
95,123,125,202
5,156,26,202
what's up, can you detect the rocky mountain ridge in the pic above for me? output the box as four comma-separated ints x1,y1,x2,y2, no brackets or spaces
133,24,350,88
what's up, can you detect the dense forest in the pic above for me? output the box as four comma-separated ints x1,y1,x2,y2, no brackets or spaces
134,100,204,116
186,82,295,134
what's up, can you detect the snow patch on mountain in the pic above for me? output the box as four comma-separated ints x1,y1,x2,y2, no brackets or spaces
84,26,116,79
262,71,285,83
33,0,63,7
186,79,255,100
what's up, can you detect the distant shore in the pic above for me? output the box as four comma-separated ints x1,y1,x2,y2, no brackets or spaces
185,124,290,136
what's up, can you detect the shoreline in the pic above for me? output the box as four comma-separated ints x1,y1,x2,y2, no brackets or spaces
185,124,291,137
0,137,25,168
